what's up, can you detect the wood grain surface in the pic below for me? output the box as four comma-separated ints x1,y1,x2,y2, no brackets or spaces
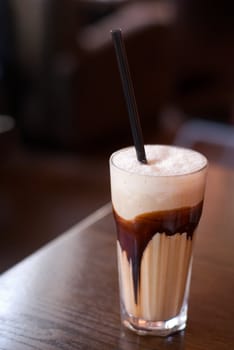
0,165,233,349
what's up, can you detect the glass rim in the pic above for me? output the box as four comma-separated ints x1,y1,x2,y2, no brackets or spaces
110,145,208,178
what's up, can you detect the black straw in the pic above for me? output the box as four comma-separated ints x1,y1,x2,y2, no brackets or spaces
111,29,147,164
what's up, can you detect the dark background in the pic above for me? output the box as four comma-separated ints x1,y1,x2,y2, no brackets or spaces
0,0,234,273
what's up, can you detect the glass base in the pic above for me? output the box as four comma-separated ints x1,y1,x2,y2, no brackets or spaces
121,304,187,337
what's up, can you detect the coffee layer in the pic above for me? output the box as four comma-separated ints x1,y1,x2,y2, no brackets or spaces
114,202,203,304
117,232,193,321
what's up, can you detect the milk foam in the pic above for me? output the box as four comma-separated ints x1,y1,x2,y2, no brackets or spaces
112,145,207,176
110,145,207,219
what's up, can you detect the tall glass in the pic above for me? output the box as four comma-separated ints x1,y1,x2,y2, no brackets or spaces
110,145,207,336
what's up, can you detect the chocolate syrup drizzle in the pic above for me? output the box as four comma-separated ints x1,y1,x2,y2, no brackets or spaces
113,201,203,304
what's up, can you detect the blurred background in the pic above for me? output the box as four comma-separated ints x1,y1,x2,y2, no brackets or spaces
1,0,234,273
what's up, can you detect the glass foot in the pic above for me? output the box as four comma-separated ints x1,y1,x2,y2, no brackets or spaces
121,305,187,337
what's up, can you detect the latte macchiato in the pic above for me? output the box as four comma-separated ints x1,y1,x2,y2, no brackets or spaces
110,145,207,336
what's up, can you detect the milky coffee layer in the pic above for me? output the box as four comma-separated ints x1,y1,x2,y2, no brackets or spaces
110,145,207,220
117,232,193,321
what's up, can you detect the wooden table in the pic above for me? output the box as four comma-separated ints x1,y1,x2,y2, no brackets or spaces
0,164,233,349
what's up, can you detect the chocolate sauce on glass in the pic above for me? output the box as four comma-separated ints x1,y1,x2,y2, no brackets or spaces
113,201,203,304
